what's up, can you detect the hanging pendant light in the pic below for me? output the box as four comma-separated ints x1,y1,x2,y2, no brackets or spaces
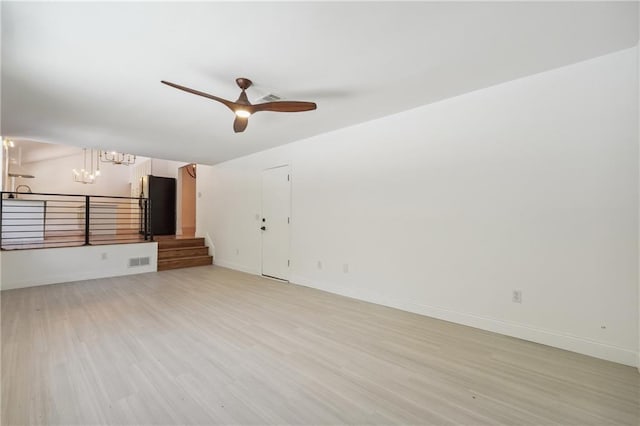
100,150,136,165
72,148,98,184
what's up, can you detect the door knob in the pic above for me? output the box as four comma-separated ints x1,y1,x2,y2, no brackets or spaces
260,226,266,231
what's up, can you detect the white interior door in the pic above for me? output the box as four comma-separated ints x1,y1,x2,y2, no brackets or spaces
261,165,291,281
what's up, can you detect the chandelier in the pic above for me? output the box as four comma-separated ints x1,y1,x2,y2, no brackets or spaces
72,148,100,184
100,150,136,165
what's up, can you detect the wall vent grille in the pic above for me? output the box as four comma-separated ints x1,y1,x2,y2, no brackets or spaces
128,257,150,267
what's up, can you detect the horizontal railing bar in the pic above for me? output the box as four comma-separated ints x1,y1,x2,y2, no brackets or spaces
91,236,147,239
2,191,147,200
5,205,143,208
2,226,80,228
0,218,48,221
86,201,143,205
4,238,86,242
2,211,57,214
3,244,87,246
42,206,141,209
3,198,79,207
6,239,155,243
88,221,144,224
88,212,144,214
3,217,77,220
2,222,142,225
91,234,145,237
2,237,149,245
1,236,81,240
3,200,142,205
1,231,48,234
84,222,143,225
14,204,84,213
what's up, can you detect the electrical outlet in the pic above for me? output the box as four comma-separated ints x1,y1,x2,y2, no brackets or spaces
317,261,322,270
512,290,522,303
235,248,240,255
343,263,349,273
101,252,107,260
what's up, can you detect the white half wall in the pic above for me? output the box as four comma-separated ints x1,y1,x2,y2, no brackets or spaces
0,242,157,290
198,48,639,367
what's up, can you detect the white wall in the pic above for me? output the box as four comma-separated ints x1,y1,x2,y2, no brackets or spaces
197,48,639,366
15,150,131,196
151,158,186,180
129,158,186,198
0,242,157,290
637,4,640,372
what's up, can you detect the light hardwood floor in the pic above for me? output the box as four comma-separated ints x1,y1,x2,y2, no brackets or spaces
2,266,639,425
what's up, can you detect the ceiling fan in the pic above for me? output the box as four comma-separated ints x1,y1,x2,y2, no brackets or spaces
161,77,317,133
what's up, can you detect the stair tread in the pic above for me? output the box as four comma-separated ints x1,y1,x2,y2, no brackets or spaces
158,255,212,263
158,246,207,252
157,237,205,249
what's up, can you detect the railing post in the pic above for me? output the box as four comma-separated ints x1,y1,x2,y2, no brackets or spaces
147,199,153,242
84,195,90,245
0,193,3,250
140,198,145,239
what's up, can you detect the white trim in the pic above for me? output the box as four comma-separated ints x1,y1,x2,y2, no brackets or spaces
213,259,260,276
203,232,216,260
261,274,289,283
290,274,639,368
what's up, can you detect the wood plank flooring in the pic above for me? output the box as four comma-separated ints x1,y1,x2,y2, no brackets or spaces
2,266,639,425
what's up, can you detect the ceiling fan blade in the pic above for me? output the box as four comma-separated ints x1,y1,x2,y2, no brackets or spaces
161,80,236,111
251,101,317,113
233,116,249,133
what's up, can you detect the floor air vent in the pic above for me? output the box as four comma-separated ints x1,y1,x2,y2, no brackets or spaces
128,257,150,267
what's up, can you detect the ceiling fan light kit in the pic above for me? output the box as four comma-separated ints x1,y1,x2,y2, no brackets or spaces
161,77,317,133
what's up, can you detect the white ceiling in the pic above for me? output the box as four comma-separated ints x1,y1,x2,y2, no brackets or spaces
2,1,638,165
7,140,80,165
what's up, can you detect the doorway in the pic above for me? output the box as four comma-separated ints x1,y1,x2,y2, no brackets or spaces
261,165,291,281
179,164,197,236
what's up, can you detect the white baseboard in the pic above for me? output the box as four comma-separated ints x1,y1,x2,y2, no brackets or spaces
213,259,260,276
290,274,639,368
202,233,216,259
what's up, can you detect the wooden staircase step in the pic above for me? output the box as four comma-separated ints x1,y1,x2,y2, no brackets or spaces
157,255,213,271
156,237,205,249
158,246,209,260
